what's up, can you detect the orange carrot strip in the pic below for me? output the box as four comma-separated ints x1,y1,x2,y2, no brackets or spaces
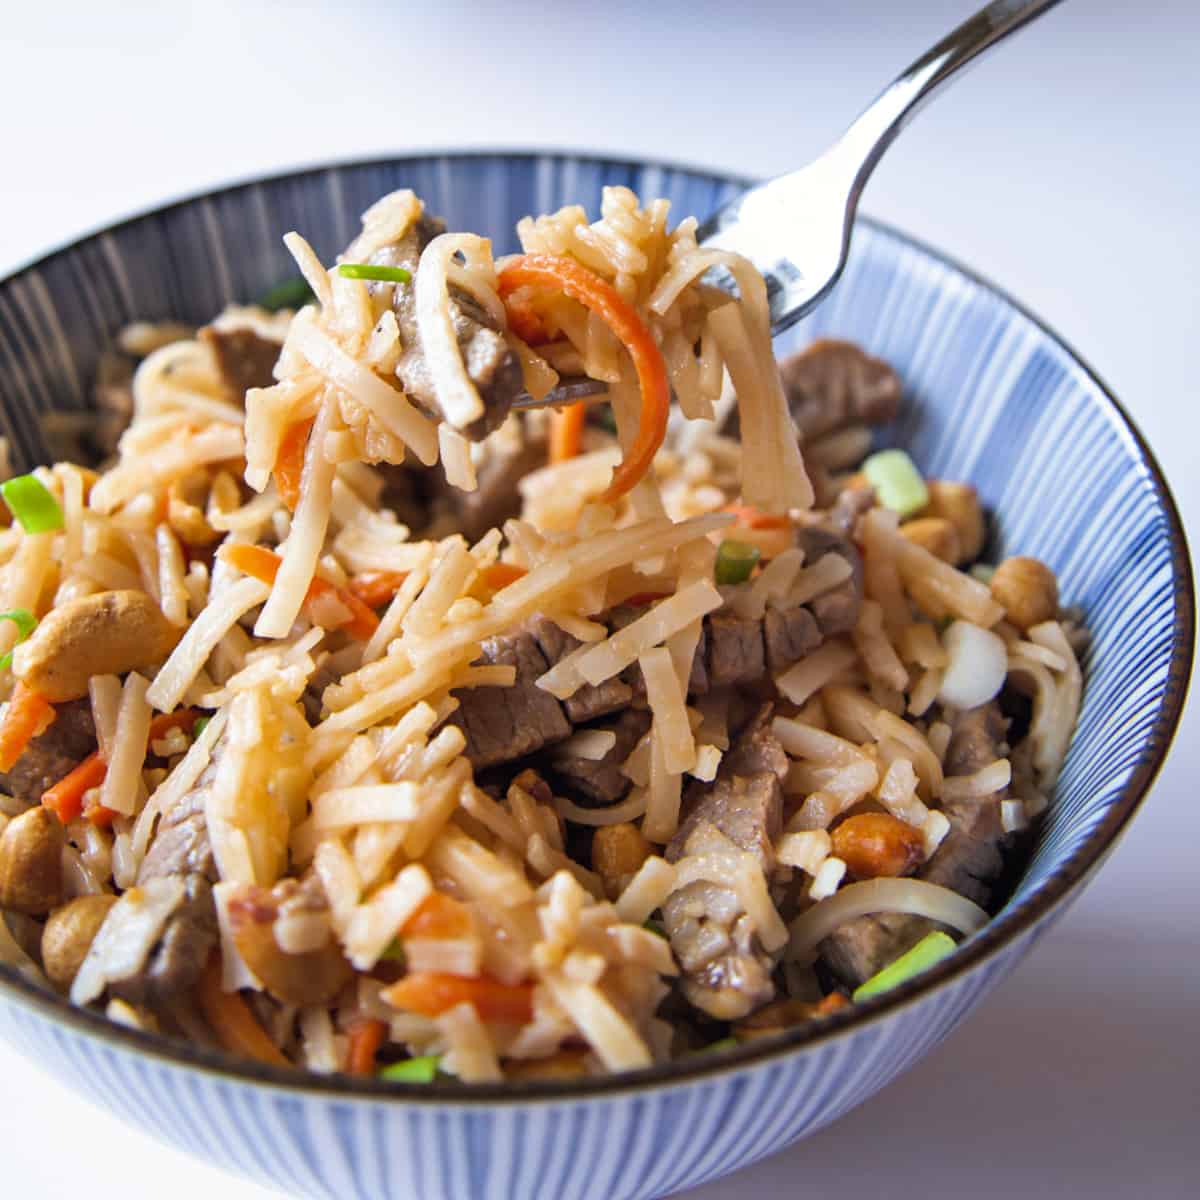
221,544,379,640
503,287,553,345
481,562,527,591
346,1017,387,1076
498,255,669,502
198,956,289,1067
723,503,791,530
383,972,535,1024
0,684,56,774
402,892,474,941
550,402,587,464
348,570,410,610
42,707,202,825
274,416,315,511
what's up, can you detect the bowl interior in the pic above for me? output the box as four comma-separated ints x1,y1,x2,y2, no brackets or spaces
0,151,1191,1091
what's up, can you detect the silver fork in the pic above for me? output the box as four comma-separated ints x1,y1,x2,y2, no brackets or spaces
513,0,1063,412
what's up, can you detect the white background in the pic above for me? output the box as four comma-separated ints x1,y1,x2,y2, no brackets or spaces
1,1,1197,1196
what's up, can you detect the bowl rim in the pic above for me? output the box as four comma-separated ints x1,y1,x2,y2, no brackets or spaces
0,148,1192,1107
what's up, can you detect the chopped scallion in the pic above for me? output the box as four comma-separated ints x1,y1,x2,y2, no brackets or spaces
862,449,929,519
257,277,315,311
0,609,37,671
714,539,761,586
691,1036,739,1056
1,475,64,533
378,1055,440,1083
643,918,667,939
597,407,619,434
192,716,211,738
852,930,957,1002
337,263,413,284
380,937,406,964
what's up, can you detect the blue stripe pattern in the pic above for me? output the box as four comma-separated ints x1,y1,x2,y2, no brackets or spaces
0,152,1190,1200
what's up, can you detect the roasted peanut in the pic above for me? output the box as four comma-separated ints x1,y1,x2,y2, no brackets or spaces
830,813,924,880
923,480,986,563
990,556,1059,631
505,1050,590,1080
0,805,66,914
734,993,850,1040
12,589,181,702
41,893,118,989
900,516,961,564
591,823,652,894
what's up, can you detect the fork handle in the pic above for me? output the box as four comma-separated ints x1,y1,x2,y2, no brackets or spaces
834,0,1064,192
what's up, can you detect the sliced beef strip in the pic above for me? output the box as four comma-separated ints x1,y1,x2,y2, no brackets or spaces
778,339,902,442
529,616,633,725
368,214,522,441
819,701,1013,986
549,708,651,808
0,699,96,807
763,604,822,674
108,874,218,1008
199,325,282,398
453,431,548,544
138,741,223,884
795,525,864,637
662,710,787,1020
449,631,571,768
706,612,766,690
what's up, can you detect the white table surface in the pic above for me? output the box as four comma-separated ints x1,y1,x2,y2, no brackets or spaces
2,1,1197,1196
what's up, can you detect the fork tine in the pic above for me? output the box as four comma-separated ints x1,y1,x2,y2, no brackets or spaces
510,377,610,412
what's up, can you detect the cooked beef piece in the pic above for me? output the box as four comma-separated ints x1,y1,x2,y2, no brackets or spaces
450,632,571,768
778,339,902,441
369,214,522,441
662,710,787,1020
138,742,223,884
108,874,218,1007
826,484,876,539
530,616,633,726
549,708,651,808
795,526,864,637
454,433,548,543
819,701,1012,986
199,325,282,398
0,699,96,807
763,604,822,674
706,612,766,689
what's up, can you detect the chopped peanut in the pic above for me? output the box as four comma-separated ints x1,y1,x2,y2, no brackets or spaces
41,894,118,989
990,556,1059,631
591,823,652,895
900,516,961,564
830,812,924,880
13,590,181,702
923,480,985,563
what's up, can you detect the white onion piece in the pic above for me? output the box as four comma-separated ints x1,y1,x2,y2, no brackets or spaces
787,877,989,963
937,620,1008,709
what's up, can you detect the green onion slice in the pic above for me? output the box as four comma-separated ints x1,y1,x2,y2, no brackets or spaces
691,1036,739,1056
378,1055,440,1083
0,609,37,671
1,475,64,533
192,716,211,738
257,277,315,311
379,937,406,964
862,449,929,519
714,539,761,586
337,263,413,284
852,930,957,1002
643,918,667,939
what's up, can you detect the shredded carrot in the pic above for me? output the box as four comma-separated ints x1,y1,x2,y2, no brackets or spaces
198,956,289,1067
346,1017,387,1076
503,286,553,345
348,570,410,610
498,254,669,501
221,543,379,640
274,416,314,511
723,503,792,530
0,684,56,774
550,402,587,464
42,707,201,825
402,892,474,941
383,972,535,1024
481,562,527,591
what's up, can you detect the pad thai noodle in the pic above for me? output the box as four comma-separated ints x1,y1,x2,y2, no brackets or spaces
0,188,1083,1081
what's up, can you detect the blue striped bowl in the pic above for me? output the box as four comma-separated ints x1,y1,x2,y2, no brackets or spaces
0,152,1191,1200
